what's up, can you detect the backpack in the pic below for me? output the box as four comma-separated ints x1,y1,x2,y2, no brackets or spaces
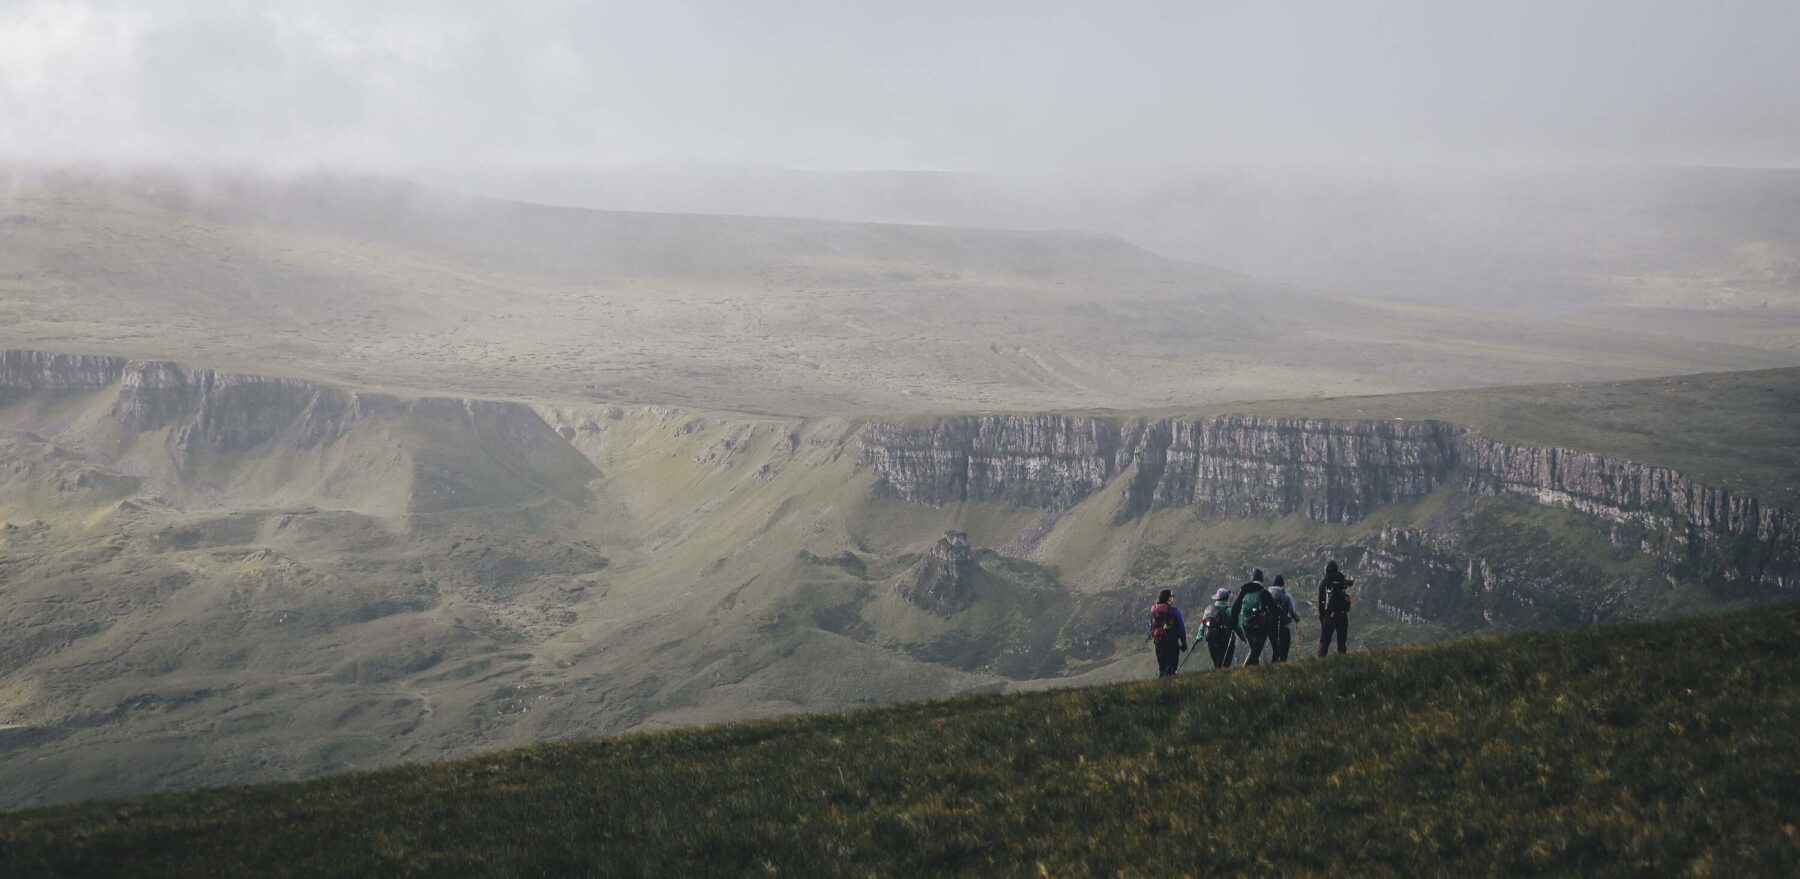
1150,603,1179,642
1325,577,1354,613
1240,585,1273,634
1204,602,1235,644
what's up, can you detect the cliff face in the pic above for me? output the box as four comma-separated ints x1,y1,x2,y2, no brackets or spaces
860,415,1798,588
1128,417,1461,523
118,361,379,454
861,415,1461,524
0,351,127,401
1462,439,1799,588
858,417,1123,509
0,351,595,514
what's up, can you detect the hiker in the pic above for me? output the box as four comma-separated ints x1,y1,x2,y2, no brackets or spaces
1316,560,1355,656
1200,587,1238,668
1232,569,1276,666
1268,575,1301,662
1146,589,1188,678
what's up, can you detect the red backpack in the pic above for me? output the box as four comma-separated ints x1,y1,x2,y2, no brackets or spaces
1150,603,1179,642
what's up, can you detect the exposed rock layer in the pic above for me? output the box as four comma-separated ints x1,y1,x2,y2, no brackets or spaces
860,416,1461,523
900,531,978,613
860,415,1798,587
1461,439,1797,588
1,351,594,514
0,351,127,400
119,360,375,454
4,351,1791,585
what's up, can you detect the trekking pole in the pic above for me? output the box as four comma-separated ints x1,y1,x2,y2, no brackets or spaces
1179,627,1213,671
1178,623,1209,671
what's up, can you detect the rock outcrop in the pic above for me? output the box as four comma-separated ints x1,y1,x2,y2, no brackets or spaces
1124,417,1461,523
860,415,1798,588
118,360,374,454
0,350,597,514
860,415,1461,524
859,417,1123,509
1463,439,1799,588
900,531,978,613
0,351,127,401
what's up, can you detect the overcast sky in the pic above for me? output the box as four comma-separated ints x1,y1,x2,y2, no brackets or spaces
2,0,1796,173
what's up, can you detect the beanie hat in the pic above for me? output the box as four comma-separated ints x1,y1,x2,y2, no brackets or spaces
1251,569,1264,583
1214,588,1231,601
1273,574,1286,587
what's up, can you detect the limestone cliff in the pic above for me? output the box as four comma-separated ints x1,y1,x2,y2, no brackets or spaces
1462,439,1798,588
0,351,127,401
118,360,375,453
858,417,1123,509
1127,417,1460,523
860,415,1797,588
860,415,1460,524
1,351,595,514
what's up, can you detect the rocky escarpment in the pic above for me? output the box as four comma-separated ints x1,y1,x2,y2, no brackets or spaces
1,350,596,513
1463,439,1799,588
860,415,1461,524
1124,417,1460,522
899,531,978,613
859,417,1125,510
118,360,376,454
860,414,1799,588
0,351,127,402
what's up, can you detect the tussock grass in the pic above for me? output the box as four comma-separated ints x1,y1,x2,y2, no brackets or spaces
4,606,1798,877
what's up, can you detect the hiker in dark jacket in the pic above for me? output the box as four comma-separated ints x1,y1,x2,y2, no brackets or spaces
1268,576,1302,662
1316,560,1354,656
1147,589,1188,678
1231,570,1276,666
1200,588,1238,668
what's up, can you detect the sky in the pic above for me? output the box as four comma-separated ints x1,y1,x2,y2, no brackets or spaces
1,0,1797,173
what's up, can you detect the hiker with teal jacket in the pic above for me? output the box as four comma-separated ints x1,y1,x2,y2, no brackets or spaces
1200,588,1238,668
1232,569,1277,666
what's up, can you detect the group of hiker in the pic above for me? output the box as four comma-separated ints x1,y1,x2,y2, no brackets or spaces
1146,561,1356,677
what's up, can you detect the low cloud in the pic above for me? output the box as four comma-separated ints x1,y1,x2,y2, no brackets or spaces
1,0,1796,173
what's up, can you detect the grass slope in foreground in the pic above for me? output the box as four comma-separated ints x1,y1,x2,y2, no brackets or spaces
4,607,1798,877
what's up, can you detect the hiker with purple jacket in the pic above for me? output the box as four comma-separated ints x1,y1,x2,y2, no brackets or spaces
1147,589,1188,678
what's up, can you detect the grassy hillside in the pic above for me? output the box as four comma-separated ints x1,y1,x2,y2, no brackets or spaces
4,362,1797,810
4,606,1795,877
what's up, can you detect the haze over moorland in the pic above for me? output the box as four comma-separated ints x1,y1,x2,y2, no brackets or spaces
1,8,1798,868
2,167,1794,415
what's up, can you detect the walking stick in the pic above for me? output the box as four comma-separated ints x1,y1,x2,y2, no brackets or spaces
1179,615,1216,671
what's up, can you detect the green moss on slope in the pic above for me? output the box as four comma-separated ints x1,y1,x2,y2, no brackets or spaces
5,605,1798,877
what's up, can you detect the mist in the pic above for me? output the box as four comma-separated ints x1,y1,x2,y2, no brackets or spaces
4,0,1798,173
3,0,1797,349
6,2,1800,853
